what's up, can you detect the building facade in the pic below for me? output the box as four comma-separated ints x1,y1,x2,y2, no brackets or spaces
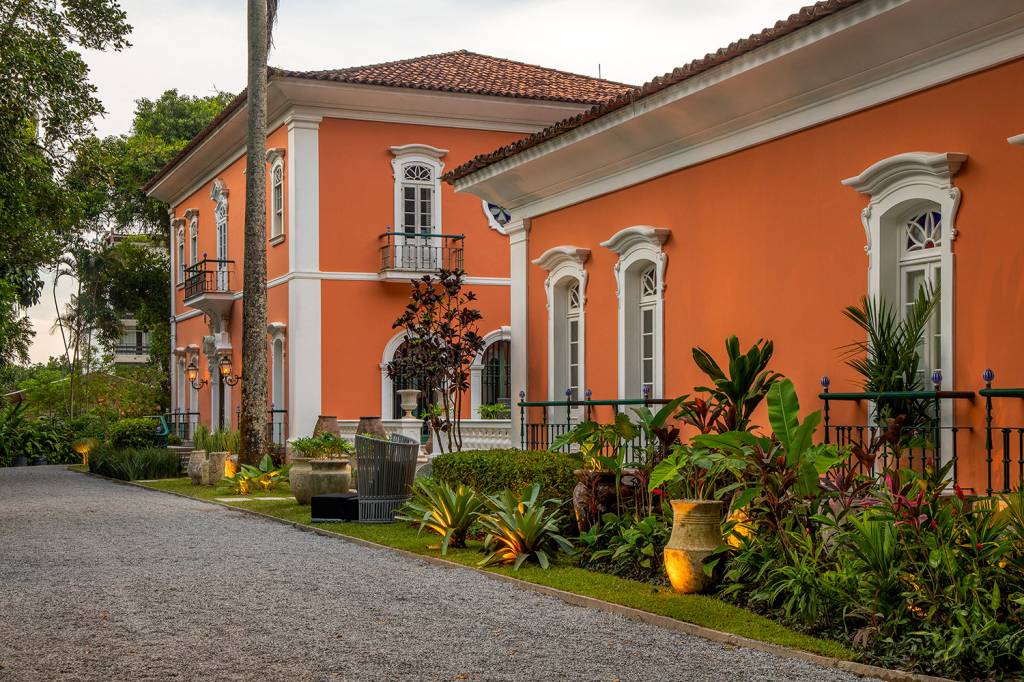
145,51,631,443
448,0,1024,493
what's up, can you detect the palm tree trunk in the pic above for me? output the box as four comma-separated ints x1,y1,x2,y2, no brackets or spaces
239,0,270,465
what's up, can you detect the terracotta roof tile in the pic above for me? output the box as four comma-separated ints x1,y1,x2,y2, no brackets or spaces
271,50,634,105
144,51,633,193
444,0,867,184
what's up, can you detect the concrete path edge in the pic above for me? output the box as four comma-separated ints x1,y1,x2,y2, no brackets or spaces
79,470,950,682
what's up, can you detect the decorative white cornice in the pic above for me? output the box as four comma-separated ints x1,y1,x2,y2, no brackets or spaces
173,346,186,356
842,152,967,198
266,147,285,165
389,143,448,160
531,246,590,271
599,225,671,255
211,177,229,200
267,322,286,339
184,208,199,221
1009,133,1024,147
171,217,186,229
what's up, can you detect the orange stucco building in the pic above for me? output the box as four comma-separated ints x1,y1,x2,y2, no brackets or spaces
448,0,1024,493
145,51,631,443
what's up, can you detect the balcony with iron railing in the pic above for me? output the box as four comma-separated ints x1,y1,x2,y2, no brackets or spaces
378,232,464,280
183,257,235,318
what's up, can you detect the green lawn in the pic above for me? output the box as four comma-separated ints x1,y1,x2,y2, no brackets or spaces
140,477,853,660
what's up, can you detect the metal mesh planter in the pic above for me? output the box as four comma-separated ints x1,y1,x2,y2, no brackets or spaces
354,433,419,523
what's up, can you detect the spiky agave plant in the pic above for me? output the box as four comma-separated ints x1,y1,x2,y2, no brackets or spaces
477,484,574,570
396,478,484,554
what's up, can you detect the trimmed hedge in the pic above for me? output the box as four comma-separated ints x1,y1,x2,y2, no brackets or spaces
432,449,579,501
108,417,161,449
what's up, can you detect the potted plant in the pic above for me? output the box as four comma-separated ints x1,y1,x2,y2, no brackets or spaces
648,444,742,593
289,432,354,505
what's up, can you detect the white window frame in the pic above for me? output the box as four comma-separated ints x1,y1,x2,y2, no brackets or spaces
600,226,670,399
389,144,447,269
185,209,199,268
267,147,285,243
380,330,411,419
533,246,590,418
176,226,185,283
843,152,964,464
471,327,512,419
211,179,229,289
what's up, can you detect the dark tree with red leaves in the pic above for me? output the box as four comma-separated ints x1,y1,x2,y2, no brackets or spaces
387,269,484,453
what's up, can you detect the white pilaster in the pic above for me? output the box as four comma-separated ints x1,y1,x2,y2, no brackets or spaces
507,218,530,448
286,110,323,439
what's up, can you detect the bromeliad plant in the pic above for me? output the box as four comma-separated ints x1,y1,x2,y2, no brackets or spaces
396,478,484,554
224,454,290,495
477,483,574,570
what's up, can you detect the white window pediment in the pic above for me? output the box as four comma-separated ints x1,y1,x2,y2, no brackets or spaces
533,246,589,407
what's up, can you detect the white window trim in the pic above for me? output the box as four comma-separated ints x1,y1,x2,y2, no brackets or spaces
184,209,199,267
600,226,670,399
533,246,589,412
211,178,229,258
390,144,447,241
380,330,410,420
176,225,185,284
471,326,512,418
268,147,286,243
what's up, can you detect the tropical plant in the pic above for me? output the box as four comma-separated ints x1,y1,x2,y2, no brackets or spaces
841,287,939,428
477,484,574,570
691,336,782,433
193,426,241,454
396,478,485,554
647,443,743,501
224,454,288,495
88,445,179,480
478,403,511,420
290,433,354,459
584,512,672,583
629,396,685,465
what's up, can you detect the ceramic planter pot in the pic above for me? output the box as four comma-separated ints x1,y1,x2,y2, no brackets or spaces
187,450,207,485
356,416,387,439
664,499,724,594
288,457,314,504
301,458,352,503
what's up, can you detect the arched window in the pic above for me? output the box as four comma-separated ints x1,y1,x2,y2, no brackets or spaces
482,339,511,407
270,336,285,445
601,226,669,399
566,281,581,402
176,227,185,283
188,216,198,266
271,160,284,239
211,179,229,289
898,207,942,380
390,144,446,271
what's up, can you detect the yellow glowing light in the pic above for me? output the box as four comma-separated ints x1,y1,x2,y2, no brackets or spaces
224,459,238,478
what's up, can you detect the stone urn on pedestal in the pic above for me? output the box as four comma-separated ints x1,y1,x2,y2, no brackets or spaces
663,499,724,594
397,389,421,419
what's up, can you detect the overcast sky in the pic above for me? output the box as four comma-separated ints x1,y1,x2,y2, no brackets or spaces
28,0,808,363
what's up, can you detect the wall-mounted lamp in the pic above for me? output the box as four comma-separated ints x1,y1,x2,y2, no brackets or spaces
219,355,241,386
186,359,208,389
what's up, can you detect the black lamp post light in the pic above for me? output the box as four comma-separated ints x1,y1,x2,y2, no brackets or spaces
218,355,241,386
186,359,208,390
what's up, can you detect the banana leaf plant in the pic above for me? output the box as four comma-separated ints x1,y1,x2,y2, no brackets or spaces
691,336,783,433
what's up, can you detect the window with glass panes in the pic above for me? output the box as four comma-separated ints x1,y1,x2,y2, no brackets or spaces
899,208,942,380
189,218,198,266
482,340,511,406
176,228,185,282
400,163,434,235
567,281,581,401
638,265,657,395
271,162,284,237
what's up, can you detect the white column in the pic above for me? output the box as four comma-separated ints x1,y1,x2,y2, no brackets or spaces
507,218,530,448
286,110,323,439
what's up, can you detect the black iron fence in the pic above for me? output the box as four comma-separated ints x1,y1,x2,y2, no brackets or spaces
378,232,464,273
981,371,1024,495
184,258,233,299
166,410,200,442
267,408,287,447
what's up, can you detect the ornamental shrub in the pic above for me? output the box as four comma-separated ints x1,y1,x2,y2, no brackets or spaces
108,417,161,449
432,449,579,501
88,444,180,480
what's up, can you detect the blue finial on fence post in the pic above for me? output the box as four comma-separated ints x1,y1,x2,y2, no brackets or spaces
518,390,526,449
820,375,831,444
584,388,592,422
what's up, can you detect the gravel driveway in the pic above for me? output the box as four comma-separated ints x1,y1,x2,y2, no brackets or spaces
0,467,872,681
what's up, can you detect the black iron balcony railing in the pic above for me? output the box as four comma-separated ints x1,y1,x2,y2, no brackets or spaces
184,258,233,299
114,344,150,355
267,408,287,448
379,232,464,273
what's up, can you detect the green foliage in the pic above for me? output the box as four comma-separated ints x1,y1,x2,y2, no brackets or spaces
841,289,939,428
193,425,241,454
478,403,511,420
432,449,579,501
691,336,782,432
88,445,179,481
396,478,485,554
108,417,161,449
477,484,574,570
577,512,672,583
648,444,743,501
0,403,76,466
289,432,354,458
223,454,288,495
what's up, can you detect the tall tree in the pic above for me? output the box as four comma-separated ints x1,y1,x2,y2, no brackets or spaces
0,0,130,366
239,0,278,463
